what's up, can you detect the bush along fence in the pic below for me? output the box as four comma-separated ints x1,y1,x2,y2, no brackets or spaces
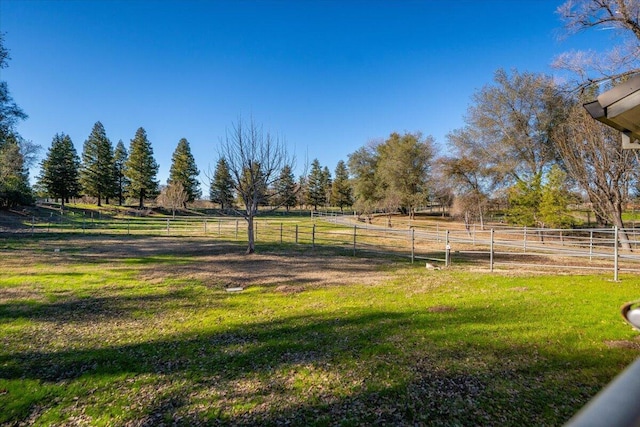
2,210,640,280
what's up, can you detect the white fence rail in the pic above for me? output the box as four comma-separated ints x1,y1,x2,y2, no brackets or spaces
3,210,640,279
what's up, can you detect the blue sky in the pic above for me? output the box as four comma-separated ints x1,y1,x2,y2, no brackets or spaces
1,0,612,188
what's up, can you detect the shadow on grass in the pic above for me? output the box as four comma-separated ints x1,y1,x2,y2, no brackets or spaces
1,301,632,425
0,287,207,323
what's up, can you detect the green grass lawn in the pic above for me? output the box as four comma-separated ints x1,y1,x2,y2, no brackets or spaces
1,235,640,426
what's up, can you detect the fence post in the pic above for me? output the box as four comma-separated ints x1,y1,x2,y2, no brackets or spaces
589,230,594,261
312,224,316,249
280,223,283,244
445,229,451,267
614,226,619,282
411,228,415,264
353,226,357,257
490,228,495,272
218,219,221,236
235,220,239,239
472,224,476,246
295,224,299,244
166,219,170,235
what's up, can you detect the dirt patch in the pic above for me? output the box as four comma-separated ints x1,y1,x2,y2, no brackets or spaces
2,235,395,290
604,339,640,350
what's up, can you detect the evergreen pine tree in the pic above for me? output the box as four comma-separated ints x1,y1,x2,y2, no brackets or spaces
539,165,574,228
331,160,353,212
506,174,542,227
322,166,332,208
306,159,326,210
169,138,201,204
273,165,297,211
37,133,81,207
124,127,159,208
80,121,115,206
113,140,129,206
210,158,235,210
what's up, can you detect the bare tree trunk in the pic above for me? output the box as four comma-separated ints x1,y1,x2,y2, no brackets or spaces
246,215,255,254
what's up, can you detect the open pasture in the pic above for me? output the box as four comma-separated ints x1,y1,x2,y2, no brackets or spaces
1,234,640,426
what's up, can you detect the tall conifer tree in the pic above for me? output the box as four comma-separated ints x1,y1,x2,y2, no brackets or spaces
80,121,115,206
210,158,235,210
124,127,159,208
273,165,297,212
168,138,201,204
306,159,326,211
37,133,81,207
113,140,129,206
331,160,352,212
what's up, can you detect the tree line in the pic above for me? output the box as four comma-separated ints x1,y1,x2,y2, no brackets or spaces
36,124,201,211
2,1,639,251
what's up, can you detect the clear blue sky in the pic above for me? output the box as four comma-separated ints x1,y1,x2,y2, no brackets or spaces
1,0,611,188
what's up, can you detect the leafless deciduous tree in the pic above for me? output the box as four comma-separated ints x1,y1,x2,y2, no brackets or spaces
157,182,188,218
219,117,296,254
440,128,494,230
555,0,640,91
552,101,637,248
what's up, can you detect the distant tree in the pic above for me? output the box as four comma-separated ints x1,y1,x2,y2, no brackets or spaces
306,159,326,211
296,175,308,209
124,127,159,208
331,160,352,212
539,165,574,228
218,117,296,254
506,173,543,227
441,127,495,229
461,69,565,189
80,121,115,206
113,140,129,206
157,181,188,218
209,158,235,210
169,138,201,205
37,133,81,207
273,165,297,212
376,132,434,218
348,143,380,216
240,161,268,207
322,166,332,207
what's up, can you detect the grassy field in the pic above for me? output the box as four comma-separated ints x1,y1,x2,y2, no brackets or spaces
1,234,640,426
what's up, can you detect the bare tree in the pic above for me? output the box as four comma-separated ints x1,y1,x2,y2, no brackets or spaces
555,0,640,92
157,182,188,218
440,127,501,230
552,101,636,248
219,117,297,254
